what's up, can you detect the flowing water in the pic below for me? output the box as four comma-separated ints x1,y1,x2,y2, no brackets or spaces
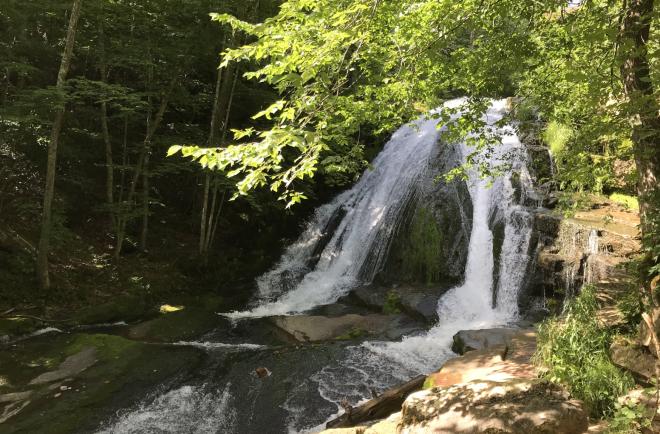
97,99,537,434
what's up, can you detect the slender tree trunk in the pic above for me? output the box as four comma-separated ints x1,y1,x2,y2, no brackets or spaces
620,0,660,250
114,79,175,260
199,173,210,255
140,149,150,251
199,42,226,260
36,0,83,291
99,23,114,228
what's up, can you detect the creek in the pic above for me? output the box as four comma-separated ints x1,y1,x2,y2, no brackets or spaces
13,99,537,434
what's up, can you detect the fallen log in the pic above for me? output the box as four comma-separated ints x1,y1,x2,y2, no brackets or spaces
325,374,425,429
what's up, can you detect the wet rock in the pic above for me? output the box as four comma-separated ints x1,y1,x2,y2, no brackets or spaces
400,380,589,434
610,339,657,385
451,328,522,355
255,367,271,378
0,391,32,404
29,347,97,385
352,284,446,323
270,314,406,342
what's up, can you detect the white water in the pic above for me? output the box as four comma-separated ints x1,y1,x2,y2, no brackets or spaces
171,341,268,351
224,115,450,319
283,99,536,432
97,99,537,434
98,384,236,434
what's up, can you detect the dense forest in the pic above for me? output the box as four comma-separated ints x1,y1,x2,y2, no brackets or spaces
0,0,659,433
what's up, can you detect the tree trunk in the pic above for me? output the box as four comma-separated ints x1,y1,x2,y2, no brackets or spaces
114,79,175,260
325,375,425,428
620,0,660,251
199,43,226,260
36,0,83,291
199,172,210,255
140,149,150,252
99,23,114,228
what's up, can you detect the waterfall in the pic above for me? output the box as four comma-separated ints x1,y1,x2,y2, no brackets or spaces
98,99,538,434
285,99,537,432
225,113,445,319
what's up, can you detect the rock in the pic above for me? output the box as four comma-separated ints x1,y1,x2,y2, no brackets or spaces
0,391,32,404
427,330,537,389
451,328,522,355
610,340,657,385
270,314,405,342
400,380,589,434
255,367,271,378
29,347,97,385
352,285,446,323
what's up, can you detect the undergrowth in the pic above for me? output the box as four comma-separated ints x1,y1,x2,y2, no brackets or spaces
535,285,634,417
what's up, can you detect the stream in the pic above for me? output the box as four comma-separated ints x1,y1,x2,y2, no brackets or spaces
89,99,537,433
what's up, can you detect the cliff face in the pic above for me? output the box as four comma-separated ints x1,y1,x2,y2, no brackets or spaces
524,203,641,314
379,142,473,287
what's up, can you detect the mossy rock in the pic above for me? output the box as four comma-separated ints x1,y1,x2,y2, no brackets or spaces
127,304,222,343
0,317,42,341
74,294,152,326
0,332,205,433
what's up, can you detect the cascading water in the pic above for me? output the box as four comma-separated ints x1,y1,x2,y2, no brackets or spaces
284,99,536,432
226,114,444,319
97,99,538,434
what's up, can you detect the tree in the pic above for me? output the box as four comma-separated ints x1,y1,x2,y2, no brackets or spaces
36,0,83,291
620,0,659,259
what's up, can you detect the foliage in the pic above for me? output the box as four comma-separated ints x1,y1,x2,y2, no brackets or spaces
606,397,653,434
542,120,572,156
609,193,640,211
172,0,558,205
535,285,634,417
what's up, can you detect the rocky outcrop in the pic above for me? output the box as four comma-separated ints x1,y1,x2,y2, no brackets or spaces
426,329,537,389
610,338,658,386
351,284,448,322
400,379,589,434
28,347,97,385
525,202,641,313
270,314,416,342
451,328,522,354
379,142,472,286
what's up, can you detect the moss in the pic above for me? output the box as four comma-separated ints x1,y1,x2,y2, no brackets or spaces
0,317,41,339
398,207,444,285
74,294,152,325
2,333,205,434
422,375,437,390
382,290,402,314
334,327,368,341
126,299,223,343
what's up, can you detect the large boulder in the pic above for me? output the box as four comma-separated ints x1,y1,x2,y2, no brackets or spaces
610,339,657,385
427,329,537,389
352,284,446,322
400,380,589,434
269,314,412,342
451,328,523,355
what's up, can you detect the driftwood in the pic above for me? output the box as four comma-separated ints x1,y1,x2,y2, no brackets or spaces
326,374,425,429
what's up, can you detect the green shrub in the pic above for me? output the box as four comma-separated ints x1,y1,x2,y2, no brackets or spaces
534,285,634,417
543,120,573,155
609,193,639,211
606,398,653,434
